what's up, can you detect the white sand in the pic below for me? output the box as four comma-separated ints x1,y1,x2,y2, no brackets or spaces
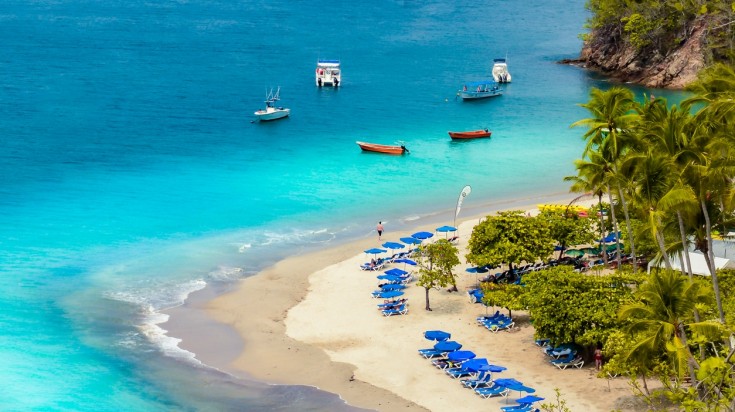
207,197,640,411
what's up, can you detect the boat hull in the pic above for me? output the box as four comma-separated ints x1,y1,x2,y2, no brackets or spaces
460,91,502,100
356,141,407,155
254,108,290,121
448,130,492,139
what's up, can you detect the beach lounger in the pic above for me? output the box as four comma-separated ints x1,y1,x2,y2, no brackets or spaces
485,319,515,332
534,338,550,348
382,304,408,316
474,384,508,398
461,371,492,389
552,355,584,370
500,404,534,412
445,366,475,379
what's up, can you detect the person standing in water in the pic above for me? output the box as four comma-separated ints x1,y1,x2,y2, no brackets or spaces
376,221,384,240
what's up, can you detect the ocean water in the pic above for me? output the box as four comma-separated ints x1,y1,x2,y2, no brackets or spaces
0,1,687,410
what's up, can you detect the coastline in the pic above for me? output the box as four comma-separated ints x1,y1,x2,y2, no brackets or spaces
170,191,638,411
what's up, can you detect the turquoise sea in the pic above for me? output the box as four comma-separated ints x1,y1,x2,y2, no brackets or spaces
0,1,686,410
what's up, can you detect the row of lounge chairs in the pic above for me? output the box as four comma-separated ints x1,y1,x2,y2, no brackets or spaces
371,268,413,316
418,330,541,410
360,250,418,271
535,340,584,370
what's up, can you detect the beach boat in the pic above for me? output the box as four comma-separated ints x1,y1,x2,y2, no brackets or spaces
458,81,503,100
448,129,492,140
356,141,408,155
315,59,341,87
254,87,290,121
491,58,511,83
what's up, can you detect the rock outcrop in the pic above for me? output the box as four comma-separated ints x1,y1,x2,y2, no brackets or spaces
564,19,708,89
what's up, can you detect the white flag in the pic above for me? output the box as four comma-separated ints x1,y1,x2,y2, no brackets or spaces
455,185,472,221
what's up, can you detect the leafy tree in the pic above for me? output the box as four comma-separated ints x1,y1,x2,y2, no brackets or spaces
523,266,641,346
466,211,554,278
416,239,459,311
538,209,595,259
480,282,525,318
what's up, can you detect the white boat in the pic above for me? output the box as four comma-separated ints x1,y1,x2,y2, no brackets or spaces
254,87,290,121
458,81,503,100
315,59,341,87
492,58,511,83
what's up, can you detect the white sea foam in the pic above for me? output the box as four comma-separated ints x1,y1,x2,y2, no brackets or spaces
237,243,252,253
104,279,207,364
207,266,243,282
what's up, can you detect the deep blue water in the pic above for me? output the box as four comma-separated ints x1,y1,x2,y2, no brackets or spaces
0,1,687,410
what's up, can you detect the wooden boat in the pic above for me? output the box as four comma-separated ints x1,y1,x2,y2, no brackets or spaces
448,129,491,140
356,141,408,155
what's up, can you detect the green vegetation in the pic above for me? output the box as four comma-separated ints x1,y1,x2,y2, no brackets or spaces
416,239,460,311
586,0,735,64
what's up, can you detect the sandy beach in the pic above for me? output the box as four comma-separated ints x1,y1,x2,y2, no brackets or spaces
206,198,641,412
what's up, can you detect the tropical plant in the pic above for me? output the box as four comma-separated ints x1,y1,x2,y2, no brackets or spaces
538,209,596,259
466,211,554,278
416,239,460,311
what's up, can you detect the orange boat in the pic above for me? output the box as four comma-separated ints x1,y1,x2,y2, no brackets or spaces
356,141,409,155
448,129,491,140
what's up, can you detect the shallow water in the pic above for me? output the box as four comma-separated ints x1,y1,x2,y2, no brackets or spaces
0,0,688,409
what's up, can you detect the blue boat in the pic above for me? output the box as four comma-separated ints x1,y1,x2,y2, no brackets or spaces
458,80,503,100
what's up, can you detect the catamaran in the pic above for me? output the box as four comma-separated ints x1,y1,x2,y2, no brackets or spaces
315,59,341,87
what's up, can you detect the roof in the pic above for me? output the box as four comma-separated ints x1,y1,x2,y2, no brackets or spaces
647,251,730,276
317,59,340,65
493,58,506,63
463,80,498,87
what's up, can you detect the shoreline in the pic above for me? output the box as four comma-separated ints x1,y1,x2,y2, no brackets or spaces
167,191,638,411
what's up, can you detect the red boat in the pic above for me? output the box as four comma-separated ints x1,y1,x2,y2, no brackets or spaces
356,141,409,155
448,129,492,139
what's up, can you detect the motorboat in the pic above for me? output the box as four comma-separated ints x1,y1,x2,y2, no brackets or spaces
316,59,341,87
458,81,503,100
254,87,290,121
492,58,511,83
356,141,409,155
448,129,492,139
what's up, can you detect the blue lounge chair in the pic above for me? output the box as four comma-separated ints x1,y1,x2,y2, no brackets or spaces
552,354,584,370
461,371,492,389
474,383,508,398
500,404,534,412
382,304,408,316
418,340,461,358
485,319,515,332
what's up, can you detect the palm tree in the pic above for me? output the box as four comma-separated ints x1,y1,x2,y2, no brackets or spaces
619,270,720,390
572,87,639,270
565,156,608,266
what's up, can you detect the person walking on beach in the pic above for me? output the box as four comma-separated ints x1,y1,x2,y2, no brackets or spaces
594,347,603,370
376,221,384,240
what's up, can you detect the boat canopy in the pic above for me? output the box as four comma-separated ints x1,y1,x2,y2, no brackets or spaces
493,58,506,63
317,59,340,67
463,80,498,87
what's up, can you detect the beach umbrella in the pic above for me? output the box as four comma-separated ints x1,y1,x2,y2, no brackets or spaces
582,246,601,255
466,266,489,287
602,232,620,243
399,237,422,245
364,248,387,258
384,268,408,276
564,249,584,257
411,231,434,240
516,395,545,405
380,283,405,291
393,258,417,270
376,290,404,299
423,330,451,341
381,241,405,252
433,340,462,352
436,225,457,239
447,350,476,362
461,358,489,372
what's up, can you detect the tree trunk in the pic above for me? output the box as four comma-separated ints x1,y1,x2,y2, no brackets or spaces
606,184,622,268
617,186,637,273
655,228,672,270
598,193,608,266
677,322,703,400
701,197,726,325
677,211,700,324
424,287,432,311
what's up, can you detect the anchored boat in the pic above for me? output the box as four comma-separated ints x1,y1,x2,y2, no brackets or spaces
316,59,341,87
254,87,290,121
356,141,409,155
491,58,512,83
448,129,492,139
458,81,503,100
